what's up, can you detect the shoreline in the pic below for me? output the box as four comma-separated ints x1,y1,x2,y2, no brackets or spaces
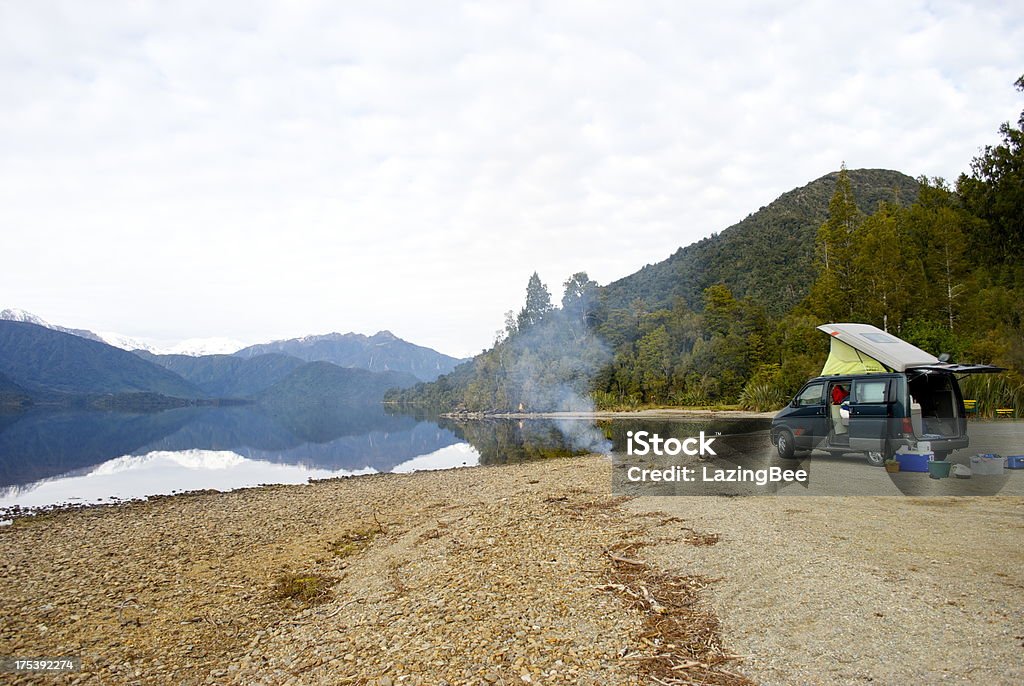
441,408,777,420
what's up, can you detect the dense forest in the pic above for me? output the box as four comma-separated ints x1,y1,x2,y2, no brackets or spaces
388,77,1024,417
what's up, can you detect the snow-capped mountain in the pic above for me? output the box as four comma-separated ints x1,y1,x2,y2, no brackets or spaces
162,337,245,356
97,333,243,356
0,308,105,343
96,331,161,354
2,308,243,356
98,334,244,356
0,308,42,325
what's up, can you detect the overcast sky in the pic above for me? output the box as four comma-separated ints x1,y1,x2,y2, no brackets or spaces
1,1,1022,358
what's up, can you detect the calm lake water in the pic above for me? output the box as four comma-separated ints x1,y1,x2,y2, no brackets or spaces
0,404,771,515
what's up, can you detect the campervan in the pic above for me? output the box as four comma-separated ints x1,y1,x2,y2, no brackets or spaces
771,323,1002,466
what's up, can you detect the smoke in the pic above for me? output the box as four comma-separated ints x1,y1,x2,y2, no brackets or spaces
501,312,613,454
552,415,613,454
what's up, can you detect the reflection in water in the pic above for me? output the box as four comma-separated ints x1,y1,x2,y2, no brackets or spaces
0,450,376,509
0,407,779,514
0,404,473,512
438,418,599,465
391,443,480,473
0,404,460,487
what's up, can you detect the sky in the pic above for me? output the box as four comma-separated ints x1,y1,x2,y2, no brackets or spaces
1,1,1022,358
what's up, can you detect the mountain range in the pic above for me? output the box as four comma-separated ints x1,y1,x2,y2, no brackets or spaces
0,319,444,411
235,331,463,382
0,308,463,383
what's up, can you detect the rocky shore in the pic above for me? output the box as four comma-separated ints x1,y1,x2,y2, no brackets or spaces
1,455,1022,685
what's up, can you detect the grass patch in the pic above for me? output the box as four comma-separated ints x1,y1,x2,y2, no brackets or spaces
273,573,337,604
328,528,378,558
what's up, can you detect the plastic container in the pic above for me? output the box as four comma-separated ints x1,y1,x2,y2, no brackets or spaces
896,452,931,473
970,454,1005,476
952,464,972,479
927,460,952,479
1006,455,1024,469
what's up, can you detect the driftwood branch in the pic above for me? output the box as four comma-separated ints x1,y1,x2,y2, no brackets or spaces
603,549,647,566
372,509,387,534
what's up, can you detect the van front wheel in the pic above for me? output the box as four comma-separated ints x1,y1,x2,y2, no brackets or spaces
777,430,797,459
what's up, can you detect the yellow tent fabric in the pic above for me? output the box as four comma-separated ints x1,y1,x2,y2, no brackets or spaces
821,337,888,375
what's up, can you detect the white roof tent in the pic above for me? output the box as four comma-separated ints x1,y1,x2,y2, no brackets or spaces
817,323,1003,375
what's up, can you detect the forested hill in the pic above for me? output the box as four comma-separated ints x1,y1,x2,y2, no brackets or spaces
601,169,919,314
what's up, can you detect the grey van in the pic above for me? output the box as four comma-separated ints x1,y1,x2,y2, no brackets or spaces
770,324,1001,466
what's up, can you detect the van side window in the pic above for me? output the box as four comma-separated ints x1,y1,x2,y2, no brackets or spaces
795,383,824,406
854,379,888,404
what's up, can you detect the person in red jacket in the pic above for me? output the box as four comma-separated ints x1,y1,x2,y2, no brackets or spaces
831,383,851,435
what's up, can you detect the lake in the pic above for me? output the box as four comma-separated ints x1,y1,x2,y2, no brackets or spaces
0,405,769,514
1,406,1020,517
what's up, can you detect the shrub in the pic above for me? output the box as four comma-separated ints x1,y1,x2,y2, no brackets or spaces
738,364,788,411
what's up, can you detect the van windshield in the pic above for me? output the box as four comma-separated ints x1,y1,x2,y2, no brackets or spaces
795,383,824,406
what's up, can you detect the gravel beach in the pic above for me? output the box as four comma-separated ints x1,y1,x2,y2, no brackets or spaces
1,455,1021,685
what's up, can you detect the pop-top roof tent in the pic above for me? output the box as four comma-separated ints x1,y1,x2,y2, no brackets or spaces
817,323,1003,375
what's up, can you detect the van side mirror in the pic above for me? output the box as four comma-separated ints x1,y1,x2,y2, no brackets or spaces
938,353,950,362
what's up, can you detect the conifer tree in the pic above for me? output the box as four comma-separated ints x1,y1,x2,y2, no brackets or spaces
811,164,864,320
516,272,553,331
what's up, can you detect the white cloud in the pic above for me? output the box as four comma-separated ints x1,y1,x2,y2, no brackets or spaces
1,0,1022,357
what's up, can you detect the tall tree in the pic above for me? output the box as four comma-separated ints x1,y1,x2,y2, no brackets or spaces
811,164,864,319
561,272,600,330
516,272,553,331
702,284,739,337
854,203,921,331
637,325,673,401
